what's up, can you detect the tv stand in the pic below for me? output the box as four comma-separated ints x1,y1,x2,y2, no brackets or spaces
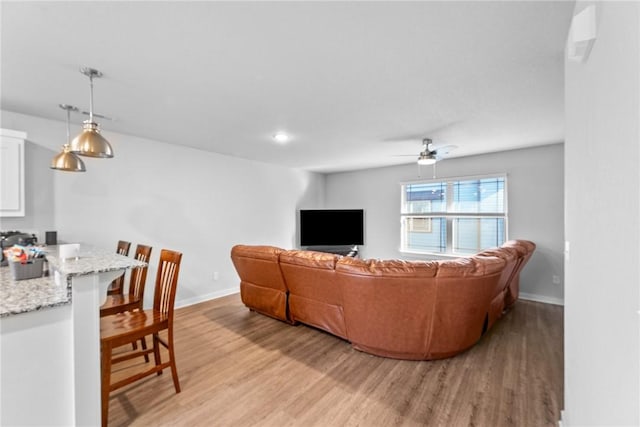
303,245,359,257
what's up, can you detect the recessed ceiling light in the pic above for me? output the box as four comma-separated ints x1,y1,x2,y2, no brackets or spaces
273,132,290,143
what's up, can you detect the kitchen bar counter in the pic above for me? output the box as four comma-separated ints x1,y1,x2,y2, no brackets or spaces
0,244,147,426
0,245,145,317
46,244,146,276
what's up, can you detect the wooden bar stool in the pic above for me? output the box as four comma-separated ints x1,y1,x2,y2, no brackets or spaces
107,240,131,296
100,244,153,360
100,249,182,427
100,244,152,316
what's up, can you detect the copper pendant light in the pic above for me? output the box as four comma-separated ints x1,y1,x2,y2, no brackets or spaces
70,67,114,158
51,104,86,172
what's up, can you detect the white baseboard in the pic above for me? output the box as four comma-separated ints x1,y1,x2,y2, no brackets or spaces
520,292,564,306
174,288,564,308
175,286,239,309
558,409,567,427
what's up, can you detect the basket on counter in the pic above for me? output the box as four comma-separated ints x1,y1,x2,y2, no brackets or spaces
9,258,44,281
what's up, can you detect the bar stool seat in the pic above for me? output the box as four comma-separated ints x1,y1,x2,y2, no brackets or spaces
100,294,139,317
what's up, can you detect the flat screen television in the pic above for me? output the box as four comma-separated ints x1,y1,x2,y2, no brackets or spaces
299,209,365,246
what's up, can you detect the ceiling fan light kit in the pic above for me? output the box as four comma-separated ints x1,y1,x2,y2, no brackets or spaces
417,138,437,165
392,137,456,170
417,156,437,166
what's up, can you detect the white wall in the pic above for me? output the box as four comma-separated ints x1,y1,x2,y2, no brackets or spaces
325,143,564,305
1,110,325,308
564,2,640,425
3,110,565,308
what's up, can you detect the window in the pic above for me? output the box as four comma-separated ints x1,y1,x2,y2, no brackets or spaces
400,175,507,255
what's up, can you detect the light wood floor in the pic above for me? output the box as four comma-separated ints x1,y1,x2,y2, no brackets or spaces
107,293,563,426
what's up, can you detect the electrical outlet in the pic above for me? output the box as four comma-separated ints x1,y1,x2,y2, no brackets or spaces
552,275,561,285
213,272,219,281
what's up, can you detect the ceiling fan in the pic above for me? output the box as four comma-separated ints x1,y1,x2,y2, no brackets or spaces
394,138,458,178
397,138,457,165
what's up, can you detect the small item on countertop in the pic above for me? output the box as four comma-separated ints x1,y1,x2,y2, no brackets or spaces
0,231,38,266
6,244,47,280
8,256,45,280
5,245,46,263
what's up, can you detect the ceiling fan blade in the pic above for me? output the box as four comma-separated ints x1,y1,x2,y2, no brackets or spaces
392,140,457,161
437,144,457,153
435,144,458,156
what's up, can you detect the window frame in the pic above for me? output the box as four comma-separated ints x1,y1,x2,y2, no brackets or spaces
399,173,508,257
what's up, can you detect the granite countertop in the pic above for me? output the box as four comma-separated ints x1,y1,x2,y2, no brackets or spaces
46,245,146,277
0,267,71,317
0,244,146,317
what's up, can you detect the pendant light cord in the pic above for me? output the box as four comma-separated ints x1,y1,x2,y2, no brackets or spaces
88,73,94,123
66,108,71,143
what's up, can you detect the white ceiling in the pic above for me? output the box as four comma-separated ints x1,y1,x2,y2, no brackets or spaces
1,1,574,173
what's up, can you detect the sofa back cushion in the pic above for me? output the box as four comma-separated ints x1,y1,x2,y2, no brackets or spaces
336,257,439,277
279,250,340,304
279,250,339,270
502,240,536,269
500,240,536,306
476,246,519,294
475,246,519,328
230,245,290,321
504,239,536,255
279,250,346,337
231,245,287,291
336,257,439,359
428,255,505,358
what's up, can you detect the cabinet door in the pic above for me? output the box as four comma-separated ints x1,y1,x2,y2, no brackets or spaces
0,129,26,217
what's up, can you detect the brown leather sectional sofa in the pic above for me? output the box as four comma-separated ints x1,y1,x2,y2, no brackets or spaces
230,240,535,360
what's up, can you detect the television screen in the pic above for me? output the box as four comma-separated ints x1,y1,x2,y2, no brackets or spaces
300,209,364,246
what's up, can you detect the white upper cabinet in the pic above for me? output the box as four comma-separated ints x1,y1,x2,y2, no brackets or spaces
0,129,27,217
